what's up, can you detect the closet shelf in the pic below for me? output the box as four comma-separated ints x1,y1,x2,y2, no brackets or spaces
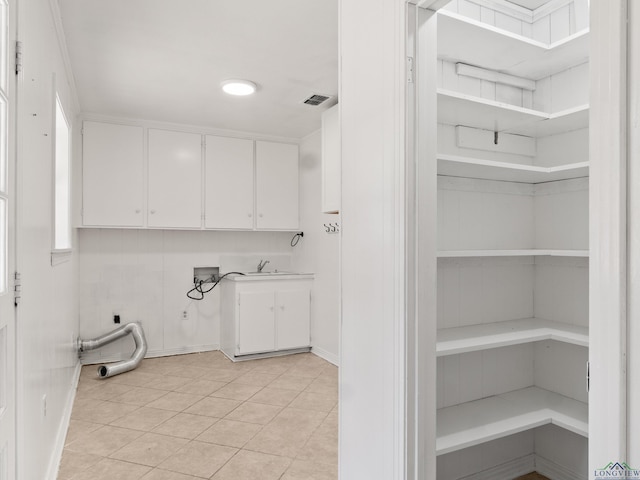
437,386,588,456
437,154,589,184
437,318,588,357
438,10,589,79
437,249,589,258
437,89,589,137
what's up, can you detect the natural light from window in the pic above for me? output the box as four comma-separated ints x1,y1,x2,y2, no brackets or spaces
54,95,71,251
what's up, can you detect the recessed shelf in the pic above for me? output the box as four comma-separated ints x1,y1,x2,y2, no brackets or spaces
438,10,589,79
438,90,589,137
437,386,588,455
437,249,589,258
437,318,588,357
437,154,589,183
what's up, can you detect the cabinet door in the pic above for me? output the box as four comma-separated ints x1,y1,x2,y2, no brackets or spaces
322,104,340,214
205,136,254,229
82,122,144,226
148,129,202,228
276,289,310,350
256,141,299,230
238,291,276,355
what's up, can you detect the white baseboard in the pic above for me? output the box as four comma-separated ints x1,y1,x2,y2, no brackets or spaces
46,360,82,480
455,453,584,480
536,454,585,480
311,346,339,366
459,454,535,480
80,344,220,365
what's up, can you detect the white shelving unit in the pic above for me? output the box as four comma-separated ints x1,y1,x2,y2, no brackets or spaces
433,1,590,476
438,89,589,136
437,318,588,356
438,154,589,184
437,10,589,79
437,386,588,456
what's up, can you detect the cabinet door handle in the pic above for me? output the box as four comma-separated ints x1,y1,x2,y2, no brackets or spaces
135,209,141,214
150,210,156,214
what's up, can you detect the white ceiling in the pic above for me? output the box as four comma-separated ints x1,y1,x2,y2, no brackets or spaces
504,0,552,10
57,0,338,139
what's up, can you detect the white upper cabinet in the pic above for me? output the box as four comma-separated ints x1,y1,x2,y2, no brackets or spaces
81,122,300,231
255,141,299,230
82,122,144,227
148,129,202,228
322,104,340,214
205,136,254,229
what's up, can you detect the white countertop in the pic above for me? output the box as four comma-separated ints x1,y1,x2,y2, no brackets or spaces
223,272,314,282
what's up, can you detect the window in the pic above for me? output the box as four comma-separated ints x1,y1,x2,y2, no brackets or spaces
53,95,71,252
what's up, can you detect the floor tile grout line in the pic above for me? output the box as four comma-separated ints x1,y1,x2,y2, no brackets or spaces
64,352,337,480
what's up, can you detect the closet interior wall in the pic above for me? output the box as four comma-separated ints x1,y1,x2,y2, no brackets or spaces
431,0,590,478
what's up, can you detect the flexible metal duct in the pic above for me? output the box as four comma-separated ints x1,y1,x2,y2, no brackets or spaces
79,322,147,378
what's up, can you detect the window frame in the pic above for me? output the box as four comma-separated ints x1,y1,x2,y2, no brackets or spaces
51,81,72,263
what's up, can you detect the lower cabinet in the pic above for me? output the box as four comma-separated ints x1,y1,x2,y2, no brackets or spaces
221,275,313,359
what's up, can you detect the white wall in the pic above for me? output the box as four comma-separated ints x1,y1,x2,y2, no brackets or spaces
17,0,81,478
78,229,294,361
292,130,340,365
339,0,406,477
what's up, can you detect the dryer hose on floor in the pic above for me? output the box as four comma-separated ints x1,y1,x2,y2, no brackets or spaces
78,322,147,378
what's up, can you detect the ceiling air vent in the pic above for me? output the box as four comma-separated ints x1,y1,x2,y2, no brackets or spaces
302,94,332,106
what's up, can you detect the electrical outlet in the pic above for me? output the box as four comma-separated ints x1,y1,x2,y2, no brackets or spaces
182,310,189,320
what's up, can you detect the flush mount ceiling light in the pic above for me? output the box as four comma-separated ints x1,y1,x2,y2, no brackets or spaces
221,79,257,96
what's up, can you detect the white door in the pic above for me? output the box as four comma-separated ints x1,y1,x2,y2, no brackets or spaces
0,0,16,477
204,135,254,229
255,141,299,230
275,289,310,350
238,290,275,355
148,129,202,228
82,122,144,226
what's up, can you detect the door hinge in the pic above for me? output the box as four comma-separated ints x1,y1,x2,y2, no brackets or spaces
407,56,414,84
586,361,590,392
15,41,22,75
14,271,21,306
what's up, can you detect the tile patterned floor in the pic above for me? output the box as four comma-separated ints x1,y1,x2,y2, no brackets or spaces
58,352,338,480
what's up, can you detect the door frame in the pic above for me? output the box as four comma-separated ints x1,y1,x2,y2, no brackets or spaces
0,0,18,477
588,0,629,473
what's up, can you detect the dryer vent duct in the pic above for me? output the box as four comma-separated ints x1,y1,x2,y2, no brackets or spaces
302,93,332,106
78,322,148,378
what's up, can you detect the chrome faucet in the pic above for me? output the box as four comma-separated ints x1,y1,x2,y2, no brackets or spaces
257,259,270,273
